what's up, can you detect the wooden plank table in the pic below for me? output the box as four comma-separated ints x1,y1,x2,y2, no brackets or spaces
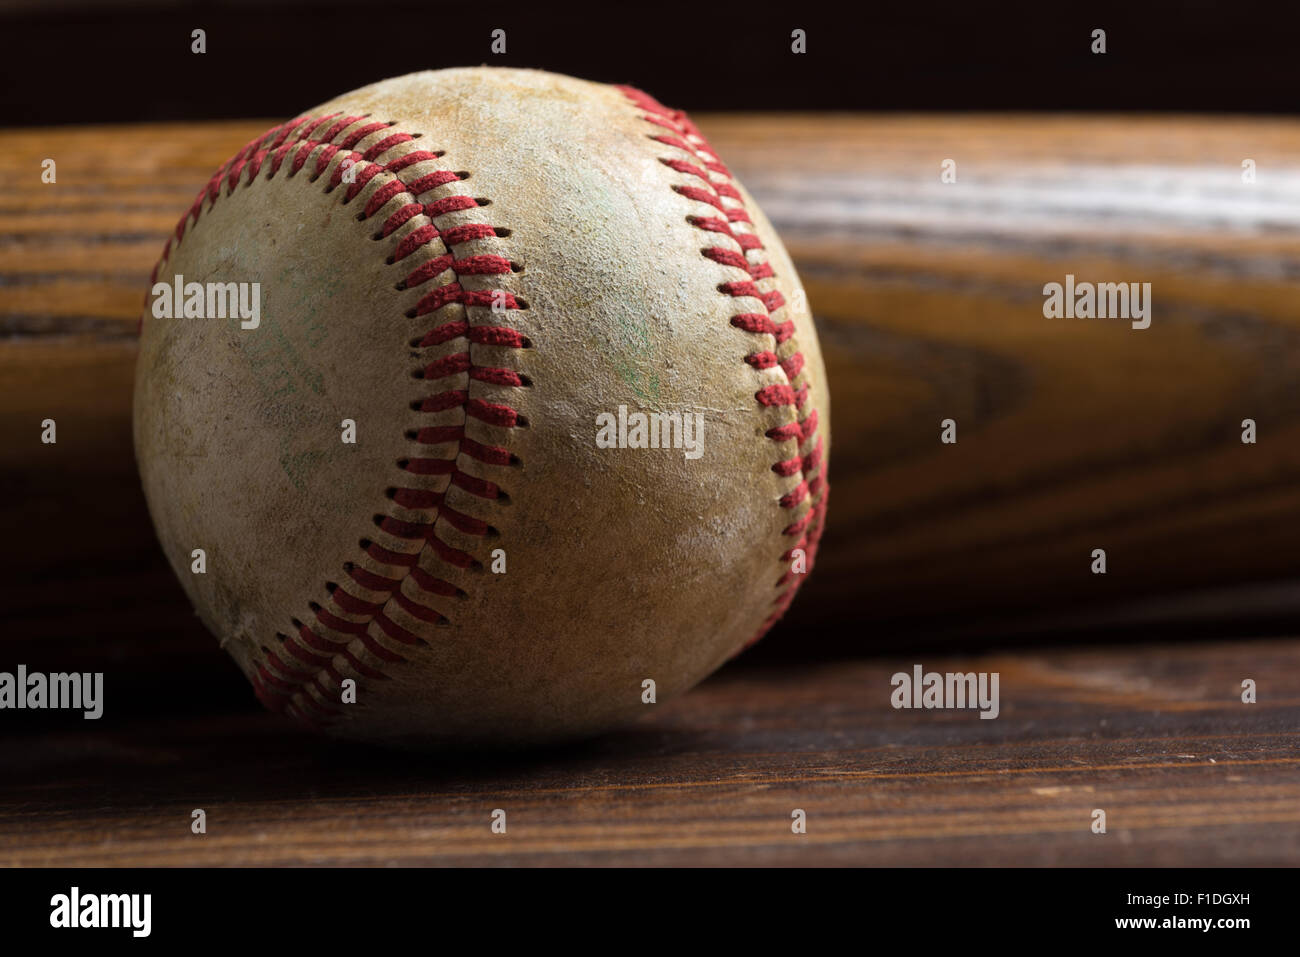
1,637,1297,866
2,116,1299,865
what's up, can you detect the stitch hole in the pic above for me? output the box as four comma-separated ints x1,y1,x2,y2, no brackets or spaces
515,415,531,428
395,280,408,291
372,231,385,240
343,562,355,572
517,374,534,387
408,400,424,411
394,460,409,472
493,227,512,238
509,261,525,273
515,298,530,310
260,644,274,656
484,526,501,539
290,617,303,631
518,336,534,349
508,454,523,466
474,198,491,207
359,538,372,550
275,632,290,644
384,487,397,500
455,588,470,600
495,490,511,505
410,368,424,379
404,308,418,319
325,581,339,594
408,336,424,348
404,429,418,441
454,171,470,180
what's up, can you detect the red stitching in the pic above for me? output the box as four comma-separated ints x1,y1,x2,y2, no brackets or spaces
146,114,529,723
617,86,829,644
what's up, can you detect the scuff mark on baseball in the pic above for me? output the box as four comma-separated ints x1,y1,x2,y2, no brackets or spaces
133,67,830,750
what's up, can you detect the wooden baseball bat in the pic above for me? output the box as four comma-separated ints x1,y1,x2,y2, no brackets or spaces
1,114,1298,674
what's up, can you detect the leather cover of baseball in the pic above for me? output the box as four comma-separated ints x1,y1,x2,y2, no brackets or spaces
134,67,830,749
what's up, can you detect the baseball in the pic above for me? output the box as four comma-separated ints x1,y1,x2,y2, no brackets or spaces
133,67,830,749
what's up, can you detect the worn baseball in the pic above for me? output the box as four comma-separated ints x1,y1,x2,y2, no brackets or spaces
134,67,830,749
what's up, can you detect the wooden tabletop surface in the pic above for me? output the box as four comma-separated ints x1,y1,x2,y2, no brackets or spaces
1,635,1296,866
2,116,1299,865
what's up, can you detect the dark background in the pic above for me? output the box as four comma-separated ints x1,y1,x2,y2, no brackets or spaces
0,0,1291,125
